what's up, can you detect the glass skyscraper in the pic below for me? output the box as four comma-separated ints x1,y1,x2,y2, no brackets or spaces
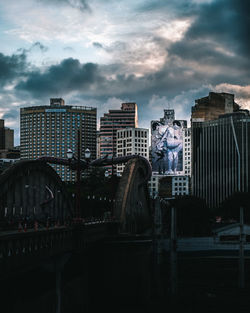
192,111,250,208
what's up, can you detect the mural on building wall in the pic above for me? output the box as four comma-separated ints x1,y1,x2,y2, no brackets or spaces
151,112,186,175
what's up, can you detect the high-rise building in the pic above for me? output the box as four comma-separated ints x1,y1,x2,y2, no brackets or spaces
100,102,138,173
192,110,250,208
96,130,101,159
183,128,191,176
0,119,14,150
116,128,149,175
0,120,4,149
148,174,160,198
151,109,187,175
149,109,190,197
20,98,97,181
191,92,239,123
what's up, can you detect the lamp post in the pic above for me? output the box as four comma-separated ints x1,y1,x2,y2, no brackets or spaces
104,170,109,178
104,169,121,218
66,141,91,222
230,117,245,288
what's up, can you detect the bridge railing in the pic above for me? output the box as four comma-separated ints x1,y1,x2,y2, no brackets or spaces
0,227,73,265
0,221,119,275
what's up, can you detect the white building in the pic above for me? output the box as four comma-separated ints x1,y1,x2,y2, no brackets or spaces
148,126,191,197
172,176,190,196
183,127,191,176
148,174,190,198
116,128,149,175
148,173,160,198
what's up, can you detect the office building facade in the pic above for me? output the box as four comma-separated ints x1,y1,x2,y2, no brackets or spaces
116,127,149,175
100,102,138,174
192,111,250,208
183,128,191,176
20,98,96,181
0,119,14,150
149,174,190,198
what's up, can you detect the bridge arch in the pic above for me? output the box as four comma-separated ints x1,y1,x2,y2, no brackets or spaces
0,160,73,221
114,157,152,234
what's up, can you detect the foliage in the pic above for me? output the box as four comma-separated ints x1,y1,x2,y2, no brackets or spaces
218,192,250,223
162,195,211,237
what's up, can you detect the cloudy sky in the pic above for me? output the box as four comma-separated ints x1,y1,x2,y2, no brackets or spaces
0,0,249,145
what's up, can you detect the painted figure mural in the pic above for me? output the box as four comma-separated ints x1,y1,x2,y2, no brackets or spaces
151,110,186,175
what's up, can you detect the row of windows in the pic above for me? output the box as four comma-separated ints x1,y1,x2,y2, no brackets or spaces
173,177,189,181
174,182,188,186
117,130,148,138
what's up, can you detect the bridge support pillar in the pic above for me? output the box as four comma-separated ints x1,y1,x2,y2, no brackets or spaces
41,254,71,313
56,265,62,313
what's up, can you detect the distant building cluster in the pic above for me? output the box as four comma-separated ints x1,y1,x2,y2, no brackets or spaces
99,102,138,175
1,91,249,209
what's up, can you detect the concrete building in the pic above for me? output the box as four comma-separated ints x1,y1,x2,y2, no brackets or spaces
192,110,250,208
149,174,190,198
100,102,138,174
20,98,97,181
96,130,101,159
116,128,149,175
148,174,160,198
0,119,14,150
149,109,190,197
191,92,239,124
0,120,4,149
151,109,187,175
171,176,190,197
0,148,20,159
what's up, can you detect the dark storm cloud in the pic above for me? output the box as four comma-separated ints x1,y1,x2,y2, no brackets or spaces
14,56,177,99
16,58,105,96
15,53,243,102
168,39,250,76
160,0,250,91
140,0,250,61
185,0,250,57
0,52,27,85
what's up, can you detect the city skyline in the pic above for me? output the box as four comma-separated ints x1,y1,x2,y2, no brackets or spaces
0,0,250,145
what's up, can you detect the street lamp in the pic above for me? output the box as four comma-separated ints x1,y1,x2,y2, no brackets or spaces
104,170,109,178
85,148,91,160
67,149,73,160
66,144,91,222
